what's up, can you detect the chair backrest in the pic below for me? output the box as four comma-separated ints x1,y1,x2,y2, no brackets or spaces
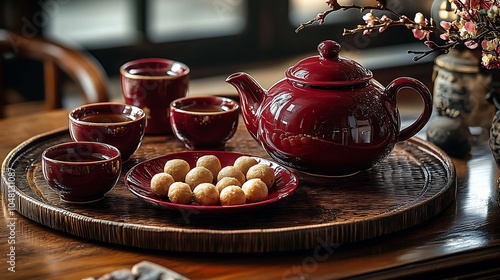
0,29,109,118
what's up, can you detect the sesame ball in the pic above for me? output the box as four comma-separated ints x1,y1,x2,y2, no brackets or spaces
168,182,193,204
150,173,174,196
219,185,246,206
215,177,242,193
246,164,275,189
164,159,190,182
196,155,222,179
193,183,219,206
241,178,268,203
217,166,245,184
233,156,258,176
185,166,214,190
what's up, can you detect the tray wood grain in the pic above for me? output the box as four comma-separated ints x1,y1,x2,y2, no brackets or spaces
1,121,456,253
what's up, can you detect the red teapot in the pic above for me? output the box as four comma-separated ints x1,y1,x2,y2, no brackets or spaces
226,40,432,177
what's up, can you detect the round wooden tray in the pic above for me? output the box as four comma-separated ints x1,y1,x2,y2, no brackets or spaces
1,122,456,253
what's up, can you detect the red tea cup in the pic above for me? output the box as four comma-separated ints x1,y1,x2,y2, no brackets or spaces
69,102,146,162
42,142,122,203
170,96,239,150
120,58,190,135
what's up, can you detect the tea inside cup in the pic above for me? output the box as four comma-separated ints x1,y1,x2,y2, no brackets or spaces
170,96,239,150
69,102,146,161
42,141,122,203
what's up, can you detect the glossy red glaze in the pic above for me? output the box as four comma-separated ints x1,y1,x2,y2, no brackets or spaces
42,142,122,203
226,40,433,176
69,102,146,161
120,58,190,134
170,96,239,150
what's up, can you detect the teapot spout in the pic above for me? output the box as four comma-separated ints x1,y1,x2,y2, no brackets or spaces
226,72,266,139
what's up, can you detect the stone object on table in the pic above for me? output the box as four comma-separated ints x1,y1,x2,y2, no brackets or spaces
83,261,190,280
426,116,472,158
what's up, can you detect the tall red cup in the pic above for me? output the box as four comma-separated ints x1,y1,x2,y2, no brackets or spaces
120,58,190,134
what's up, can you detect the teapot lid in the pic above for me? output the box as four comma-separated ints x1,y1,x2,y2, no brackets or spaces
285,40,373,86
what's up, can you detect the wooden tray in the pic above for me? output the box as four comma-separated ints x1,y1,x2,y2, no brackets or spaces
1,122,456,253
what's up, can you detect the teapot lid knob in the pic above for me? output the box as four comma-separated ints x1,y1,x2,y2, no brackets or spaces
318,40,341,60
285,40,373,86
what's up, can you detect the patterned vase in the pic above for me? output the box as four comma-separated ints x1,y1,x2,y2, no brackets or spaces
428,49,494,158
488,70,500,169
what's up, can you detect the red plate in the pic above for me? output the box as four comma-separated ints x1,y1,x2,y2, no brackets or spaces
125,151,299,214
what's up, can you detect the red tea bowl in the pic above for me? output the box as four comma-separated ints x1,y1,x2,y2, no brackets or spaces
170,96,239,150
42,141,122,203
69,102,146,161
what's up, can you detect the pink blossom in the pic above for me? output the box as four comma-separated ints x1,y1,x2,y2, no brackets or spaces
316,13,325,25
325,0,337,8
482,39,498,51
440,33,450,41
412,29,429,40
380,15,390,22
464,21,476,34
479,0,494,10
465,40,479,49
440,21,452,30
455,0,490,10
481,39,490,49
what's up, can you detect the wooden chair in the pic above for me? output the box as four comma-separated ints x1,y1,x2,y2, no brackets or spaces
0,29,109,118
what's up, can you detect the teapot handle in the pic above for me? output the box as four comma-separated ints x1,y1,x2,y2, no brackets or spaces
385,77,433,141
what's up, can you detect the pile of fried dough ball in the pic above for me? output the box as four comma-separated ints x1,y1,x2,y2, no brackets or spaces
150,155,276,206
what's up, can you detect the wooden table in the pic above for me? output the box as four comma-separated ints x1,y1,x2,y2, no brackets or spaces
1,109,500,280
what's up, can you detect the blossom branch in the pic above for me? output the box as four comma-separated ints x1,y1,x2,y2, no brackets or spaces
295,3,401,33
295,8,336,33
409,28,496,61
408,42,459,62
342,16,440,36
295,0,500,69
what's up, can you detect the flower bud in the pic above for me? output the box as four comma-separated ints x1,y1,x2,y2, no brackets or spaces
316,13,325,20
424,41,437,49
363,13,375,25
325,0,337,8
414,12,425,24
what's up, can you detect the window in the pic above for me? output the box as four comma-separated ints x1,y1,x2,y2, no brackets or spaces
14,0,435,77
289,0,374,25
46,0,139,48
45,0,247,46
147,0,246,43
